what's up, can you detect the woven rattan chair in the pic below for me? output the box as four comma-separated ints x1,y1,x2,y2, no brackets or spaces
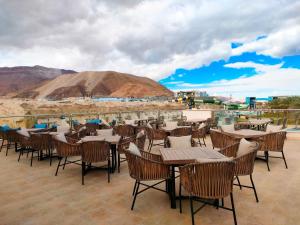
220,142,260,202
179,161,237,225
85,123,100,136
81,141,111,184
210,129,240,149
259,131,287,171
4,129,20,155
170,127,192,137
117,136,136,173
17,132,38,166
144,127,168,152
191,125,207,146
113,124,135,137
0,129,8,152
124,149,171,210
53,136,81,176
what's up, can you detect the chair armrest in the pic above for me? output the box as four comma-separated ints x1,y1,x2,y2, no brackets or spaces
218,143,239,157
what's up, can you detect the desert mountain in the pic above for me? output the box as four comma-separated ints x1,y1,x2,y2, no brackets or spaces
0,65,77,96
17,71,173,99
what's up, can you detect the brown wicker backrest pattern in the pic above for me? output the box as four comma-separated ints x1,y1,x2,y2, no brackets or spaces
6,130,19,143
85,123,100,135
218,143,240,158
210,129,239,149
113,124,135,137
180,161,235,199
234,149,258,176
124,150,170,181
117,136,136,154
260,131,286,152
52,138,81,157
81,141,110,163
170,127,192,137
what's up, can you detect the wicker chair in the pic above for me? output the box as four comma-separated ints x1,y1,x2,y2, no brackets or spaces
220,142,260,202
113,124,135,137
38,133,55,166
258,131,287,171
85,123,100,136
179,161,237,225
17,132,38,166
0,129,8,152
144,126,168,152
210,129,240,149
53,136,82,176
4,129,20,155
170,127,192,137
117,136,136,173
191,125,207,146
81,141,111,184
124,149,171,210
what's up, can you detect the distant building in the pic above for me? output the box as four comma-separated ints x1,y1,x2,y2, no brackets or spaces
175,90,209,98
245,96,279,109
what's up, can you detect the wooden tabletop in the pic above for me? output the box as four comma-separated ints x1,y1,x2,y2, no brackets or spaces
79,135,121,144
238,119,271,126
160,147,226,165
223,129,267,139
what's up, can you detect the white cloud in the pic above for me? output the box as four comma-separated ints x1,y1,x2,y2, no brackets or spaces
0,0,299,80
224,61,283,73
173,63,300,99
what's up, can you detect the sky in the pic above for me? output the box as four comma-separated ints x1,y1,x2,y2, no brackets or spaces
0,0,300,99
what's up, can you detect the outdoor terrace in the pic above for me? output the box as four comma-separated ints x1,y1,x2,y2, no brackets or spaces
0,136,299,225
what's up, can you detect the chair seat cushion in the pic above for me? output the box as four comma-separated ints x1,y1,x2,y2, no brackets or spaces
237,138,257,157
266,124,282,133
128,142,141,157
168,135,192,149
55,133,68,143
57,126,70,134
220,124,235,133
17,129,30,138
96,129,113,136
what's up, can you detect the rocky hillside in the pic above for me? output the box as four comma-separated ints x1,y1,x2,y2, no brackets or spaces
17,71,173,99
0,65,77,95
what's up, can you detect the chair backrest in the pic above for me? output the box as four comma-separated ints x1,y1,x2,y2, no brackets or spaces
113,124,135,137
170,127,192,137
85,123,100,135
282,118,288,129
260,131,286,152
191,126,206,139
81,141,110,163
234,148,258,176
180,161,235,199
52,137,81,157
210,129,239,149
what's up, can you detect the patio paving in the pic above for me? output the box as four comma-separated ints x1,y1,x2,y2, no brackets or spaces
0,137,299,225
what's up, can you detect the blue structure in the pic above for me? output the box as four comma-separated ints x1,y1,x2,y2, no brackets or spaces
245,96,276,109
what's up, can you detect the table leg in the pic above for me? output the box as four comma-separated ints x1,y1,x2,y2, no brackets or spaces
170,165,176,209
111,144,117,173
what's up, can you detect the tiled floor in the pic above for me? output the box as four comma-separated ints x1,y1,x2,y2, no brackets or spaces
0,137,299,225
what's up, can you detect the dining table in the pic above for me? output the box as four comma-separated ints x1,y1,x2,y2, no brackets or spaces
222,129,267,140
160,147,227,209
161,125,191,133
237,118,271,130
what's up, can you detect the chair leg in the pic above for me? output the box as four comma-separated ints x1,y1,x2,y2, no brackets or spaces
107,159,110,183
281,151,288,169
202,137,206,146
131,181,140,210
0,139,3,152
189,196,195,225
82,161,86,185
49,149,53,166
236,176,242,190
18,149,22,162
118,153,120,173
5,142,9,156
63,157,68,170
198,138,202,147
221,198,224,207
132,180,137,196
179,183,182,213
264,151,270,171
55,157,62,176
250,174,259,203
230,193,238,225
30,150,34,167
